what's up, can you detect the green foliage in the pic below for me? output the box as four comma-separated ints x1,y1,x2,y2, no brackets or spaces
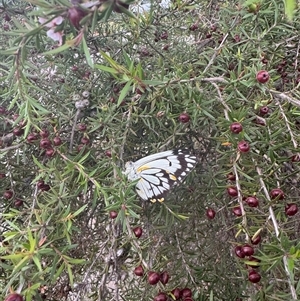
1,0,300,300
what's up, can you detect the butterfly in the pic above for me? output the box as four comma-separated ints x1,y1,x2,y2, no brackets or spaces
124,149,197,202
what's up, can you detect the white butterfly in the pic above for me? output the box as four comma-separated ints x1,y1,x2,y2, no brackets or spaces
124,150,197,202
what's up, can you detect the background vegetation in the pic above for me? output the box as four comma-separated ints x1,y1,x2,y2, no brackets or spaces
1,0,300,300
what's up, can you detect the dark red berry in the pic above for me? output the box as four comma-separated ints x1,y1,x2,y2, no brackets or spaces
206,208,216,219
232,206,242,216
13,127,24,136
154,293,168,301
133,227,143,238
270,188,284,200
160,271,170,285
245,196,259,207
256,70,270,83
259,106,269,116
72,65,78,72
148,271,160,285
134,265,144,276
291,154,300,162
234,246,245,258
179,113,190,123
181,288,192,298
105,150,112,157
241,244,254,256
14,199,23,207
37,180,45,189
227,186,238,197
248,270,261,283
285,203,298,216
40,138,52,149
0,173,6,178
41,184,50,191
251,235,261,245
109,211,118,219
53,136,62,146
189,23,198,31
238,141,250,153
3,190,13,199
171,288,181,300
68,6,87,29
4,293,24,301
230,122,243,134
227,172,236,181
248,256,261,268
261,58,268,64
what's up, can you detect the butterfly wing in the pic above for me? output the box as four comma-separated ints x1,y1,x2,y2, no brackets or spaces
128,150,197,202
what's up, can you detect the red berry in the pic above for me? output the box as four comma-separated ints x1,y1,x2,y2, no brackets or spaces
27,133,38,143
181,288,192,298
256,70,270,83
109,211,118,219
3,190,13,199
227,186,238,197
45,148,55,157
179,113,190,123
154,293,168,301
4,293,24,301
78,123,87,132
245,196,259,207
238,140,250,153
270,188,284,200
160,271,170,285
206,208,216,219
259,106,269,116
248,270,261,283
40,138,52,149
134,265,144,276
133,227,143,238
232,206,242,216
81,137,90,145
171,288,181,300
234,246,245,258
251,235,261,245
148,271,160,285
227,172,236,181
230,122,243,134
40,129,49,138
241,244,254,256
0,173,6,178
285,203,298,216
53,136,62,146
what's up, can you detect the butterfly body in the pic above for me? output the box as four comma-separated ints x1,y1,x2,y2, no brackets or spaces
124,150,197,202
